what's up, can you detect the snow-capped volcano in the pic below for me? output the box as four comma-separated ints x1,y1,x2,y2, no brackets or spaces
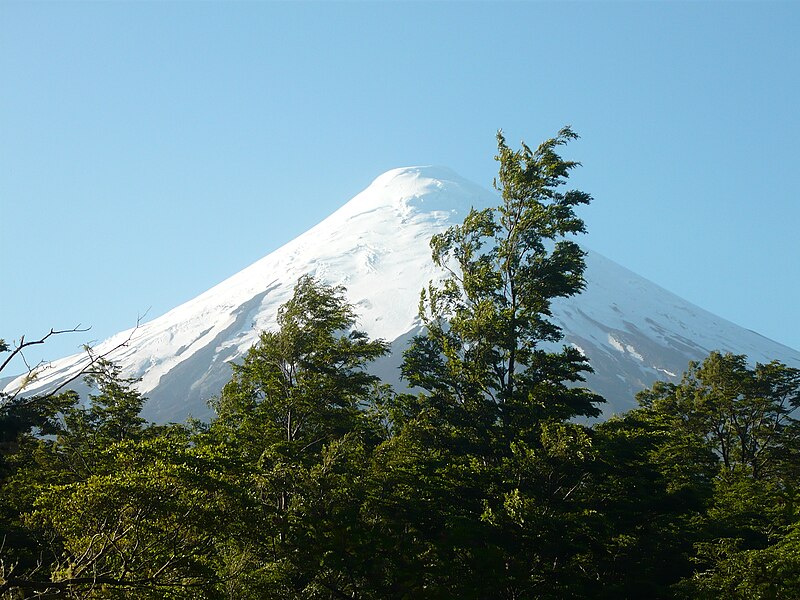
6,167,799,421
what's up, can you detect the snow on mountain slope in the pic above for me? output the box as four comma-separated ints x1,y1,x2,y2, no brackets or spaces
4,167,491,420
5,166,799,421
553,250,800,414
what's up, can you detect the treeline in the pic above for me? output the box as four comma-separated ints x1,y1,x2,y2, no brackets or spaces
2,129,799,599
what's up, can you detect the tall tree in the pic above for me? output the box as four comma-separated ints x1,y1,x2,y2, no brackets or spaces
382,128,604,597
403,126,602,427
209,275,389,597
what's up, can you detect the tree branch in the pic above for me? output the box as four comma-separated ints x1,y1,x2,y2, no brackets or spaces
4,316,144,402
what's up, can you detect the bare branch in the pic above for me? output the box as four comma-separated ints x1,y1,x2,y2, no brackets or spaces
4,317,144,402
0,325,90,376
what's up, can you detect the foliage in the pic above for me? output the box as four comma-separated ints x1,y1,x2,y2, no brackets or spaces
631,352,800,598
204,275,390,597
0,362,229,599
403,126,602,423
214,274,388,455
637,352,800,480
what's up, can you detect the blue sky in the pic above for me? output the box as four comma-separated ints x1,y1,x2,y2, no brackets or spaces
2,1,798,370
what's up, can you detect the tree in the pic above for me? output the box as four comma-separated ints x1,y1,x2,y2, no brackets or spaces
378,128,604,597
634,352,800,598
581,409,716,598
214,275,388,456
9,430,227,599
1,327,104,463
208,275,389,597
0,358,234,599
637,352,800,482
402,126,602,426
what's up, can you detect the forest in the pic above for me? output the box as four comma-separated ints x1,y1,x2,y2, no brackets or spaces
2,129,799,599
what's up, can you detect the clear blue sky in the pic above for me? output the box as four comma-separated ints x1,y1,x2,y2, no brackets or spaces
2,1,798,370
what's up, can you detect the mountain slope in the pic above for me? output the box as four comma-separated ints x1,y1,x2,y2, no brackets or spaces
6,167,799,421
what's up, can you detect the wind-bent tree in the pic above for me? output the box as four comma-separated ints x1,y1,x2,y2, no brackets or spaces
214,274,388,454
376,128,604,598
403,126,602,425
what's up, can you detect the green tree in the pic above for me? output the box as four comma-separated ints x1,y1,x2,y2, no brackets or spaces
581,409,716,598
13,430,228,599
637,352,800,481
634,352,800,599
0,362,232,599
214,275,388,456
403,126,601,425
0,390,81,597
381,128,604,597
208,275,389,598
